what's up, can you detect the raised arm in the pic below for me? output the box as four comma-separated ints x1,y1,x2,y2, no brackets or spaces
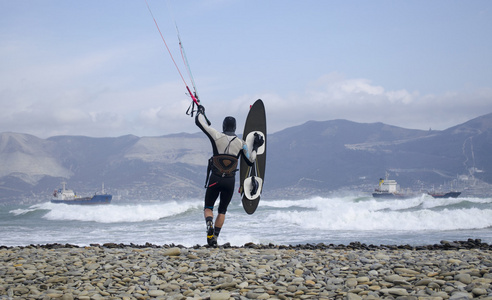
195,105,221,155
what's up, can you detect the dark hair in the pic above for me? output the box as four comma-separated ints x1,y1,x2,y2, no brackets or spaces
222,116,236,134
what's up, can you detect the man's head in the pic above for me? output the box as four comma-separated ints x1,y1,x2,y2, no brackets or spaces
222,116,236,135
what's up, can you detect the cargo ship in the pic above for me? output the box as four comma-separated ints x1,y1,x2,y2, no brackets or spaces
51,182,112,205
372,176,414,199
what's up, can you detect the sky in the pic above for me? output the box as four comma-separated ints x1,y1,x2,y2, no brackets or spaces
1,1,491,138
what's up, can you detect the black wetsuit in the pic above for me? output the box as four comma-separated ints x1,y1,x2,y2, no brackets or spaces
196,113,255,214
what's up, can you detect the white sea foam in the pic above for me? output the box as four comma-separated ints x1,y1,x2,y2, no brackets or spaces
39,201,202,223
10,208,37,216
262,196,492,231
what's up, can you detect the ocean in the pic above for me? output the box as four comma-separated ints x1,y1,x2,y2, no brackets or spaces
1,195,492,247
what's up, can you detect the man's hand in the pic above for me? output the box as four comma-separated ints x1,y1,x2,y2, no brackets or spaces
253,133,264,152
197,105,205,115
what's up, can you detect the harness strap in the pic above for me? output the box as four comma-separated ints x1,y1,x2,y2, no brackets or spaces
224,136,237,154
204,157,213,188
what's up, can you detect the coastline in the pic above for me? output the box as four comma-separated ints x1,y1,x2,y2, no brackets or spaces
1,240,491,299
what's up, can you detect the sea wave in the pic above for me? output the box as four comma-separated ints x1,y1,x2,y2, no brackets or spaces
35,201,203,223
9,203,51,217
262,196,492,231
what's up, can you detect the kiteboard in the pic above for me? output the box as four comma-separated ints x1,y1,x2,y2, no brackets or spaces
239,99,266,214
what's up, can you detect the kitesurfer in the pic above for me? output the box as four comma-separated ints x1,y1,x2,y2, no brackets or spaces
196,105,264,247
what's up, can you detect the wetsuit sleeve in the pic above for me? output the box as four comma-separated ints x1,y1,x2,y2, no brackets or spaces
241,140,257,166
196,113,220,137
196,113,221,155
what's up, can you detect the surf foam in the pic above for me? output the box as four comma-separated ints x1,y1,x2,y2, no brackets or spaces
39,201,202,223
262,196,492,231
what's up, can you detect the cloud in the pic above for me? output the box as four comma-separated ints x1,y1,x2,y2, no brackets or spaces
250,73,492,133
1,45,491,139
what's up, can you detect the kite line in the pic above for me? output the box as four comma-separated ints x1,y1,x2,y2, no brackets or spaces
144,0,206,121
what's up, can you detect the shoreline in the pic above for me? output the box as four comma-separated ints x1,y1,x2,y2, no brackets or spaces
1,240,491,299
1,238,491,251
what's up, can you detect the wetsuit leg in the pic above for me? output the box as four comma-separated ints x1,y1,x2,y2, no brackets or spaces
204,174,221,210
204,174,235,214
218,176,235,214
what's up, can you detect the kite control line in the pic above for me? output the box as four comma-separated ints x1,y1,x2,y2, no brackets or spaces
144,0,209,123
176,23,200,102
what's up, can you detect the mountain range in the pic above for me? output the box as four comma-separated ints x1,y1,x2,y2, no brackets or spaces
1,112,491,204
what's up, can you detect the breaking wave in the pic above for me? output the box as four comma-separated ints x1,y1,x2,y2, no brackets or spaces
261,196,492,231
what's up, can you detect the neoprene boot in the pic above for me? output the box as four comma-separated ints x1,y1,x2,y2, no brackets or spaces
206,221,217,247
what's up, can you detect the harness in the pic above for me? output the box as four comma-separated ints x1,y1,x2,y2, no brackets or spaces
204,155,239,187
204,137,239,187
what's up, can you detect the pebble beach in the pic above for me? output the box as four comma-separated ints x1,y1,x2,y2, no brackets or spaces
1,240,491,300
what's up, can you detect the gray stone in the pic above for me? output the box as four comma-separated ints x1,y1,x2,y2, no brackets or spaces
162,247,181,256
454,273,472,284
381,288,409,296
148,289,166,297
471,288,487,296
210,291,231,300
449,292,472,300
347,292,362,300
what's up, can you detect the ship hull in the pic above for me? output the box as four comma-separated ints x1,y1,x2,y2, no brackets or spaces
372,192,414,199
428,192,461,198
51,194,112,205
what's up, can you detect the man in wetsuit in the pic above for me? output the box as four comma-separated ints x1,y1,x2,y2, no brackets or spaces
195,105,263,246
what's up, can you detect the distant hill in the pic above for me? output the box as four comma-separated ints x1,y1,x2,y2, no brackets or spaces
268,113,492,197
1,113,491,203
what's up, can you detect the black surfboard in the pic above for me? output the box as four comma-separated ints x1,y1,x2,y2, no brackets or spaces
239,99,266,214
